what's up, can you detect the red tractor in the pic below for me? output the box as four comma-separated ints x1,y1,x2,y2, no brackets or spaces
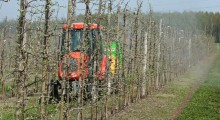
50,23,107,102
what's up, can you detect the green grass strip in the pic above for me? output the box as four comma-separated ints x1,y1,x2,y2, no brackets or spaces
177,55,220,120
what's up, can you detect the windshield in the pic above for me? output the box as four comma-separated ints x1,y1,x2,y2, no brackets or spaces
70,29,83,51
61,29,102,53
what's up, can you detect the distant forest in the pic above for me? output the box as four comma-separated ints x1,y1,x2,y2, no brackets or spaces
1,11,220,43
154,12,220,43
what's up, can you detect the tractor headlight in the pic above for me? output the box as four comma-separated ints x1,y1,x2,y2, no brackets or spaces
71,73,77,77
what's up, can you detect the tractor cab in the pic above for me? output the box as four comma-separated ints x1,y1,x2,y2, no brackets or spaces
61,23,103,53
58,23,105,81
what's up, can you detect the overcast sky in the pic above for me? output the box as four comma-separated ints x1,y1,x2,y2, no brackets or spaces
0,0,220,20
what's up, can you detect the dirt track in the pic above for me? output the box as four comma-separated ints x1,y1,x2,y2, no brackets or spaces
168,80,200,120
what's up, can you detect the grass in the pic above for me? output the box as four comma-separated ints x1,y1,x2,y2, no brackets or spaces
177,55,220,120
0,90,124,120
0,96,60,120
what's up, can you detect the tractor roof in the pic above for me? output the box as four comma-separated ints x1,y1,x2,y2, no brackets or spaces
62,23,103,30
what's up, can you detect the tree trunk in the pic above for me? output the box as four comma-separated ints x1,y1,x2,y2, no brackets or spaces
141,32,148,97
41,0,50,119
0,17,7,100
15,0,27,119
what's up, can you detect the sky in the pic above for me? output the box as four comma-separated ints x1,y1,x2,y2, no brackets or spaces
0,0,220,20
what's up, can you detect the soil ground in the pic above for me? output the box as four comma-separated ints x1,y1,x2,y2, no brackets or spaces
111,53,218,120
